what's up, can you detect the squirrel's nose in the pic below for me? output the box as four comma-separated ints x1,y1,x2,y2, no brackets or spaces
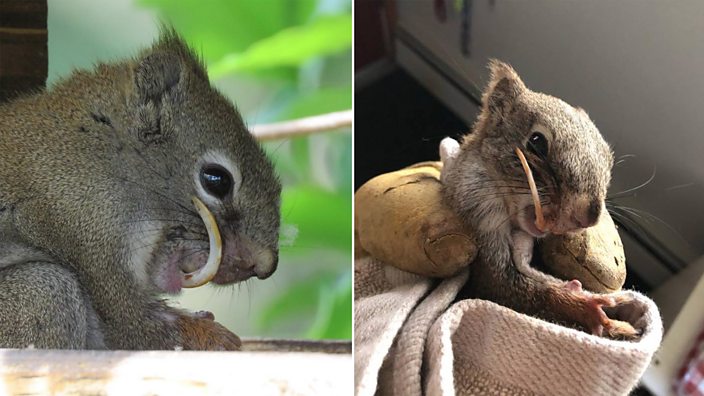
254,249,278,279
572,199,602,229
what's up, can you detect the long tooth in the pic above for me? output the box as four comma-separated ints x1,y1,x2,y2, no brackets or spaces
515,147,546,231
181,197,222,288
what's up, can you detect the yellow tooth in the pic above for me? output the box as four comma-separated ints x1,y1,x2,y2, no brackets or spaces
181,197,222,288
515,147,546,231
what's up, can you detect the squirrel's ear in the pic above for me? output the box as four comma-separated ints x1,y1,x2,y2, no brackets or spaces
483,59,525,114
134,51,181,103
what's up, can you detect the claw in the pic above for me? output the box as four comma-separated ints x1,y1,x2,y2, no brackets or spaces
575,292,640,339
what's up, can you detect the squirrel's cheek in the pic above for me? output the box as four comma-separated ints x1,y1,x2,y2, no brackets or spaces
154,248,211,294
152,251,185,294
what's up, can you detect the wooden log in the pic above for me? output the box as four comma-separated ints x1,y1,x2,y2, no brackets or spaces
0,344,351,395
0,0,47,102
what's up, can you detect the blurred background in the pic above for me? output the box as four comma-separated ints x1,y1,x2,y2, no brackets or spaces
49,0,352,340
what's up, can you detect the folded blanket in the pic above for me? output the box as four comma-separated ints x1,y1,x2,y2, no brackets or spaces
354,256,663,396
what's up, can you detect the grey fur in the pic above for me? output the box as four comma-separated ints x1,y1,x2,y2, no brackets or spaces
0,30,281,349
442,61,627,334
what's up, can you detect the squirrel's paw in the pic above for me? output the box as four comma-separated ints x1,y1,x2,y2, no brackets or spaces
176,311,242,351
602,294,641,340
565,285,640,340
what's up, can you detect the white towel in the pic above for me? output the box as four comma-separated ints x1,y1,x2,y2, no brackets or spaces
354,256,663,396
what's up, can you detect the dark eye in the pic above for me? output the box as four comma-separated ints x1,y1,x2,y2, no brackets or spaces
527,132,549,158
200,164,233,199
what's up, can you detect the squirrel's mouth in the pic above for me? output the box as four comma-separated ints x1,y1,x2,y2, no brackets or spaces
152,197,278,294
179,197,223,288
518,205,548,238
154,198,278,293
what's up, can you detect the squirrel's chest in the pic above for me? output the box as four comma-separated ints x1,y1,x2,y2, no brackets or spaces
0,209,54,269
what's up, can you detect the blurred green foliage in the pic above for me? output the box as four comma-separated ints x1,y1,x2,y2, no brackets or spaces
136,0,352,339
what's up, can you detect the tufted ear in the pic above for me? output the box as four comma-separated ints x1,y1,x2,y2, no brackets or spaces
134,50,181,104
483,59,526,115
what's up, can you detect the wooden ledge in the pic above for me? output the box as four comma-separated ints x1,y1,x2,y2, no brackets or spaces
0,339,352,395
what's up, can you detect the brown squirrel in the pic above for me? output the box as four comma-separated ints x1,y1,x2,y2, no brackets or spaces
441,60,638,338
0,30,281,349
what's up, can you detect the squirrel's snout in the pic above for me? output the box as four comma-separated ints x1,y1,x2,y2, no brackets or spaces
254,249,278,279
215,231,278,283
550,196,603,234
571,199,602,229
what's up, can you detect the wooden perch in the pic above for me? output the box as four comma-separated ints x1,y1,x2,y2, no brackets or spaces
240,338,351,354
250,110,352,141
0,0,47,103
0,340,352,395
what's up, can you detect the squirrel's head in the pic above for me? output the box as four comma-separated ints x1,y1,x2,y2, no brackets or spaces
462,60,613,237
107,31,281,293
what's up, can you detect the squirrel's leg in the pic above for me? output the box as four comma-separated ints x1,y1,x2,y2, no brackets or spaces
511,230,534,269
507,239,640,339
540,281,640,339
470,231,640,339
0,262,105,349
80,269,241,351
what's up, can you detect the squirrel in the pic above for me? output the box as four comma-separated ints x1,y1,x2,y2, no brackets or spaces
0,30,281,350
441,60,638,339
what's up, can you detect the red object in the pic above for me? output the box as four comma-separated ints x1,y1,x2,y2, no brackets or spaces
676,327,704,395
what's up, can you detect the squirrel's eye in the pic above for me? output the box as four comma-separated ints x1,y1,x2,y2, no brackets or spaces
200,164,233,199
527,132,549,158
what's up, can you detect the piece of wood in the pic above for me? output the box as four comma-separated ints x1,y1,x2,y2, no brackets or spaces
240,338,351,354
0,0,48,102
0,345,351,395
250,110,352,141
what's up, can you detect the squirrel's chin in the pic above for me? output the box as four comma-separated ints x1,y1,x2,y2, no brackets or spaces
517,207,548,238
151,246,210,294
521,221,547,238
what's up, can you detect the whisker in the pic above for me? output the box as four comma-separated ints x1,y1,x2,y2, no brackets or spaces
615,154,636,166
609,165,657,199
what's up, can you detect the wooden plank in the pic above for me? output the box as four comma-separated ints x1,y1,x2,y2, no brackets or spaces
240,338,351,354
0,0,47,102
0,347,352,395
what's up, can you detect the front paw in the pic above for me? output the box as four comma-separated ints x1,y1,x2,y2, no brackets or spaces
566,285,640,340
176,311,242,351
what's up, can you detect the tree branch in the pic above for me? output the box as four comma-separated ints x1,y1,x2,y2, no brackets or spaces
250,109,352,141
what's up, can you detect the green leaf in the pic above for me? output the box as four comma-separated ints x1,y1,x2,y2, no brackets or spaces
281,85,352,119
256,269,352,339
255,271,330,331
306,270,352,339
136,0,317,63
209,14,352,78
281,185,352,253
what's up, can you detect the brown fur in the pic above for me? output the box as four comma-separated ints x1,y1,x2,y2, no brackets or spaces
0,30,281,349
442,60,637,338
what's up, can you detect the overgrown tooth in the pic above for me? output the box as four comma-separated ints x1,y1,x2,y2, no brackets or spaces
181,197,222,288
515,147,545,231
